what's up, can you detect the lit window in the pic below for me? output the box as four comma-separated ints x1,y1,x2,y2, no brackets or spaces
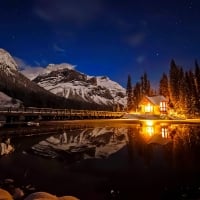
145,103,153,112
160,101,166,112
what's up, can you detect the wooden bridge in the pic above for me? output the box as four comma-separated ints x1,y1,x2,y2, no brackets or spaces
0,107,125,122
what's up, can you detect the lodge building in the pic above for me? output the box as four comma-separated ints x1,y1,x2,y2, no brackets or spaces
139,95,168,115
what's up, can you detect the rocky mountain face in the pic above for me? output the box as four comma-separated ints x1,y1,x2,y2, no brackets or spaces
0,49,126,110
0,91,21,108
30,127,128,160
0,49,85,109
0,49,18,72
31,64,126,110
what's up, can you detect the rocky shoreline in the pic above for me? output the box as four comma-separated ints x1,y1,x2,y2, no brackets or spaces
0,178,79,200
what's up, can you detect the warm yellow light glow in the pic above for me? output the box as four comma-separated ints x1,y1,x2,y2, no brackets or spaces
142,120,155,136
160,101,167,112
129,111,136,114
145,120,154,126
146,126,154,136
160,123,168,126
145,103,153,112
161,127,169,138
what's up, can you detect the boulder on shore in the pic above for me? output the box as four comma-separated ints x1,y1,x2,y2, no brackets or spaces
0,188,13,200
24,192,79,200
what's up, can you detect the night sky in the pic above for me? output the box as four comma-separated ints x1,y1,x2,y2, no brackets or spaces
0,0,200,87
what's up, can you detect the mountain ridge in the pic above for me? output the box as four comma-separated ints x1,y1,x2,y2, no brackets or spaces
0,48,126,110
30,63,126,110
0,49,93,109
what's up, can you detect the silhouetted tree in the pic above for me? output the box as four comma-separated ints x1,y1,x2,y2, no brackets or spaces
195,60,200,111
178,68,187,112
169,59,180,108
133,82,141,111
126,74,133,111
188,70,198,114
143,72,151,95
140,72,151,96
185,71,193,113
159,73,169,98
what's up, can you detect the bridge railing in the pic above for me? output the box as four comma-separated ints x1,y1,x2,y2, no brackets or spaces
0,107,125,117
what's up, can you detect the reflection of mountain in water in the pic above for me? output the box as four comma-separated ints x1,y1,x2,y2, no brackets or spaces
30,127,128,161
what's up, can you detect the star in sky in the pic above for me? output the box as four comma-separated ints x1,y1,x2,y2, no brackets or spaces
0,0,200,88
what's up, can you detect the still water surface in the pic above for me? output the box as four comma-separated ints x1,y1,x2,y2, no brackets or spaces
1,121,200,200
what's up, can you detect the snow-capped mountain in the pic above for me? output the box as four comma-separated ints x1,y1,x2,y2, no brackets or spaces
0,48,126,110
31,63,127,108
30,127,128,160
0,49,77,109
0,48,18,74
21,63,76,80
0,91,21,108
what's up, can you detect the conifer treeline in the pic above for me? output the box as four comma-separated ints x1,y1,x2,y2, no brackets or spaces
168,59,200,115
126,72,153,111
126,59,200,115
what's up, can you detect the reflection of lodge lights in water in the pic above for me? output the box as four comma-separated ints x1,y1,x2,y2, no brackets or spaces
145,120,154,126
161,127,169,138
143,120,170,138
144,120,154,136
146,126,154,136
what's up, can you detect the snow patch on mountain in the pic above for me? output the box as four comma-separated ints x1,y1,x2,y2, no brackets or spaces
46,63,75,73
30,127,128,159
37,75,126,107
21,63,76,80
20,66,45,80
0,49,18,74
0,91,21,108
22,63,127,108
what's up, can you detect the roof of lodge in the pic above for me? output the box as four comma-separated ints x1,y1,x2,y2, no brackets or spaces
145,95,167,105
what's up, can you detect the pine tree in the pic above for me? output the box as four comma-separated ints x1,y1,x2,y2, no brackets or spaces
179,68,187,112
147,80,151,95
140,72,151,96
195,60,200,112
169,59,180,109
159,73,169,98
144,72,151,95
126,72,152,112
126,75,133,111
133,82,141,111
140,75,144,95
185,71,192,113
189,70,198,114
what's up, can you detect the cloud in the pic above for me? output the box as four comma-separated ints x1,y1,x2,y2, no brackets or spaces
136,55,146,64
113,18,134,31
14,57,45,80
14,57,77,80
127,32,146,47
13,57,30,70
33,0,103,26
34,60,41,66
53,44,65,53
21,66,45,80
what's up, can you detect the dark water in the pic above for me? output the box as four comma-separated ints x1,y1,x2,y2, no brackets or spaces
1,121,200,200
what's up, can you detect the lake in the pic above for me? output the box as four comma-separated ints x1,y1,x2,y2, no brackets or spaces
1,120,200,200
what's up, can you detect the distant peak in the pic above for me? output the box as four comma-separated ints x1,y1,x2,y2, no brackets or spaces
0,48,18,71
46,63,76,72
0,48,8,54
96,76,110,81
99,76,109,80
